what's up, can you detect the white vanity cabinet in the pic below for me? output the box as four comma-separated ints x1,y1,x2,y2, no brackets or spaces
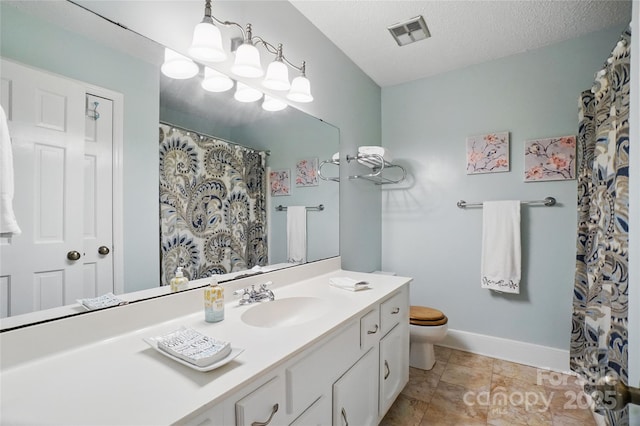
378,289,410,418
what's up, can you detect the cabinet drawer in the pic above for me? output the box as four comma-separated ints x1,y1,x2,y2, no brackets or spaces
380,290,406,336
360,308,380,350
236,376,285,426
286,321,359,418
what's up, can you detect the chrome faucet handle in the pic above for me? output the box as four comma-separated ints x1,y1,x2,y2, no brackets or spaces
259,281,273,290
233,287,250,296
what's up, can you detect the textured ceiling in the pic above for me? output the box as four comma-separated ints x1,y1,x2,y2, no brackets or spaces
290,0,632,87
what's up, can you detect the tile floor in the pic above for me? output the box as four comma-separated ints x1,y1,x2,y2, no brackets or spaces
381,346,597,426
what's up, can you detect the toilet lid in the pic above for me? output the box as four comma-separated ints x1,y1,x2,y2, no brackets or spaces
410,306,445,321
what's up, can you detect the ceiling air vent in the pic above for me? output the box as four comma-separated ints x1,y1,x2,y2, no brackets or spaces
387,15,431,47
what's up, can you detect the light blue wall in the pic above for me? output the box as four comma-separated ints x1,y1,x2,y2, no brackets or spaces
381,26,626,350
231,115,340,264
0,4,160,293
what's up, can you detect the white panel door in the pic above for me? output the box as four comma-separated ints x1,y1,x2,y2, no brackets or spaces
0,59,113,317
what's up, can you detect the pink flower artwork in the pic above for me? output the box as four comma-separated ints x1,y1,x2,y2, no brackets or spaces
466,132,510,174
524,135,576,182
295,157,319,187
269,169,290,196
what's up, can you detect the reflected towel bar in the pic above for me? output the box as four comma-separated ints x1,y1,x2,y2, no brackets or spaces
276,204,324,211
456,197,556,209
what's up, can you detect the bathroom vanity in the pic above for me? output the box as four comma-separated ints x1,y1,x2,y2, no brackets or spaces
0,258,411,425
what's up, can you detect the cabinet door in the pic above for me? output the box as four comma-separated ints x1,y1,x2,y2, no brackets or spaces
379,323,410,417
236,376,285,426
333,348,378,426
289,395,331,426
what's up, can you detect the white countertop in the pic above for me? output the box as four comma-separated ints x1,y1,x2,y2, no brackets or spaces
0,262,411,425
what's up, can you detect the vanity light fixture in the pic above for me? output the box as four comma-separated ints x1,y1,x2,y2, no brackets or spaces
188,0,226,62
161,48,199,79
179,0,313,103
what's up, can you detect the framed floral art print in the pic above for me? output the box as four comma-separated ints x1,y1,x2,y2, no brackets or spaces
295,157,319,187
524,135,576,182
269,169,291,196
466,132,510,174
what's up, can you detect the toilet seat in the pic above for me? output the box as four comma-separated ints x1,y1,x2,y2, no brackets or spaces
410,306,448,326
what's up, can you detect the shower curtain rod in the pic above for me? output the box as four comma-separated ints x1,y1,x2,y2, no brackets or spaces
456,197,556,209
276,204,324,211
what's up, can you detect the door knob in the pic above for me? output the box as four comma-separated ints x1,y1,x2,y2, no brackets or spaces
67,250,81,261
98,246,110,255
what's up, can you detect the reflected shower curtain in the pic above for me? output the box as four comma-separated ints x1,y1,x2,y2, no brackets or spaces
159,124,268,286
571,28,631,426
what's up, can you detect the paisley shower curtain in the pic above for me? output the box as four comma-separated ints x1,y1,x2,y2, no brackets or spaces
159,124,268,286
571,27,631,426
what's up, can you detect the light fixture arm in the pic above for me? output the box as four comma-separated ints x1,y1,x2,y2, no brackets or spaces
251,36,306,73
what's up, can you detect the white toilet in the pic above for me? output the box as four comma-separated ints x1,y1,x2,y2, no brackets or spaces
409,306,449,370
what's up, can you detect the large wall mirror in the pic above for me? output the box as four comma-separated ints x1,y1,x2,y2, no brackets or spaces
0,0,339,330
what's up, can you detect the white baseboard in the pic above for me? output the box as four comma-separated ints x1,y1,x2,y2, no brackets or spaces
439,329,570,373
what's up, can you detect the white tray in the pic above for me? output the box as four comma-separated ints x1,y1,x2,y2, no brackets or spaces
143,337,244,372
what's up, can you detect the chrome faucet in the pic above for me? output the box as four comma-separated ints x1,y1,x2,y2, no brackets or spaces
233,281,275,305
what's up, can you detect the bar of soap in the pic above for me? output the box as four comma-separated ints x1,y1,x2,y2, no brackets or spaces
156,327,231,367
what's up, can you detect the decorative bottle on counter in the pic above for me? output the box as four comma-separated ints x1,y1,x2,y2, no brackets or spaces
204,276,224,323
170,266,189,292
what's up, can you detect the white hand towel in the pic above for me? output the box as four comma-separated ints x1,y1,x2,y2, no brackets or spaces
331,152,340,162
287,206,307,263
481,201,521,294
329,277,370,291
0,105,21,235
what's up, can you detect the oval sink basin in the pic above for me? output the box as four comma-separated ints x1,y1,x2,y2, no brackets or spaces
241,297,329,328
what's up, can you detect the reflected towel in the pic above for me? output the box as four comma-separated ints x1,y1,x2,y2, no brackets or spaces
481,201,520,294
0,105,21,234
287,206,307,263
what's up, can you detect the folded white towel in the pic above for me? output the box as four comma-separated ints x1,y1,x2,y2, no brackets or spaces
329,277,370,291
0,105,21,235
287,206,307,263
481,201,521,294
357,146,392,169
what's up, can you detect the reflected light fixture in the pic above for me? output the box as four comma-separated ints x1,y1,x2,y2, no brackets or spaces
262,95,288,112
201,67,234,92
161,48,199,79
234,82,263,103
161,0,312,109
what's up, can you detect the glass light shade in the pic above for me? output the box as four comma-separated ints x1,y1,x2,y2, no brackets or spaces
231,43,264,78
161,48,199,79
262,95,288,112
201,67,234,92
262,60,290,91
234,82,263,103
189,21,226,62
286,75,313,102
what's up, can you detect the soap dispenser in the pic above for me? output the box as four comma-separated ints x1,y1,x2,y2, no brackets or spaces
204,276,224,323
170,267,189,292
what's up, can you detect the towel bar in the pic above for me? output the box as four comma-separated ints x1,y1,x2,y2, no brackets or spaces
457,197,556,209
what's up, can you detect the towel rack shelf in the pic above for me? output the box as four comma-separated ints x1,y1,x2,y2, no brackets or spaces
318,159,340,182
345,153,406,185
457,197,557,209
